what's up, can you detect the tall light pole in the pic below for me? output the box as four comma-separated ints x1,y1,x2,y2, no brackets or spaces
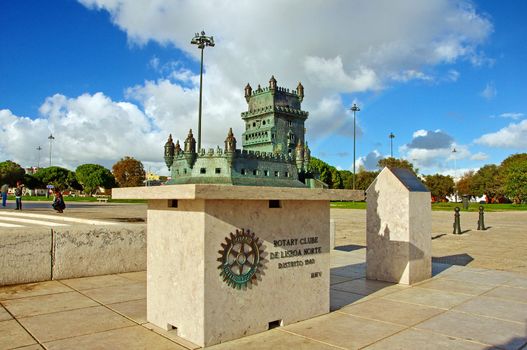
48,134,55,167
452,148,458,202
389,132,395,158
191,30,215,153
350,103,360,190
36,146,42,168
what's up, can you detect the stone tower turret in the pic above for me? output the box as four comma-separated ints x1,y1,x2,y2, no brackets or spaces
241,76,309,156
224,128,237,153
184,129,196,154
164,134,175,170
244,83,252,102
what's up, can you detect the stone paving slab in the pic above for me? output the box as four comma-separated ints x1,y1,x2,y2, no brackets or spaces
0,250,526,349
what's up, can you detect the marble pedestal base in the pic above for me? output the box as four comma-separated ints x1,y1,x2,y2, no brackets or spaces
113,185,362,347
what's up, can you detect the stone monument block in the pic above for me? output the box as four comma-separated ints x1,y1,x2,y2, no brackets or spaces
113,184,362,347
366,167,431,285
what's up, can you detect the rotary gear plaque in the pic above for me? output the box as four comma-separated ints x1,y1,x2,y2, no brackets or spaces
217,229,263,289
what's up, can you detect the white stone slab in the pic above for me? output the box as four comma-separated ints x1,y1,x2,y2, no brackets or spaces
366,168,431,285
112,183,364,201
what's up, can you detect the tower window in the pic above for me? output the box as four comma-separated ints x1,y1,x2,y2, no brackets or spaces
215,168,221,174
253,169,258,176
241,169,246,175
200,168,206,174
285,171,290,177
288,121,292,127
264,170,269,176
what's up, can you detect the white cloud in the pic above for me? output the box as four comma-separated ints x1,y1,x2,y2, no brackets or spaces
446,69,460,82
481,82,497,100
399,129,470,172
470,152,488,161
474,119,527,148
1,93,166,171
1,1,494,170
391,69,433,83
407,130,454,150
499,112,524,120
356,150,383,171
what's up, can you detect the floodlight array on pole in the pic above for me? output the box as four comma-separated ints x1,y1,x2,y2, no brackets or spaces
191,30,215,153
48,134,55,167
350,103,360,190
36,146,42,168
389,132,395,158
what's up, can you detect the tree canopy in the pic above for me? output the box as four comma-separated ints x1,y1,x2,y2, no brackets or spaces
424,174,455,201
500,153,527,203
33,166,80,190
377,157,418,174
0,160,25,186
112,156,146,187
75,164,116,194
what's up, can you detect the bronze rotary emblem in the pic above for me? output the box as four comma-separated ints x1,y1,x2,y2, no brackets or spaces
217,229,263,289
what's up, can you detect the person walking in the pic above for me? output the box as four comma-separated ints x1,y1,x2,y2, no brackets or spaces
1,183,8,207
52,189,66,213
14,181,23,210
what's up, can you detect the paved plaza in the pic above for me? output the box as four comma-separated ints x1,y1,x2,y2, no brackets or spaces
1,206,526,349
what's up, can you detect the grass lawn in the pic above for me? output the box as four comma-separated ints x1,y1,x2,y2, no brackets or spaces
330,201,527,212
8,196,146,204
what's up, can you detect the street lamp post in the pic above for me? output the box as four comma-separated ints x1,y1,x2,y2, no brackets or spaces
48,134,55,167
36,146,42,168
452,148,458,202
389,132,395,158
191,31,215,153
350,103,360,190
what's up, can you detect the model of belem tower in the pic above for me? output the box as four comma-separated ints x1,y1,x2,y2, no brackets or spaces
163,76,321,188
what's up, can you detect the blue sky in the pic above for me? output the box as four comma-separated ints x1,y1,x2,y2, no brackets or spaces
1,0,526,176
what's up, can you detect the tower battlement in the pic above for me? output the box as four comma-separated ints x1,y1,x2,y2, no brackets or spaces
164,76,314,188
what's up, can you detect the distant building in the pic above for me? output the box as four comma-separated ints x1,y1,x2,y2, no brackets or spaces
164,76,322,188
24,167,40,175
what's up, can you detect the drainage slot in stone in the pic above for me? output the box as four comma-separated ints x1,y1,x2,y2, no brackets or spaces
167,324,178,334
168,199,178,208
269,200,281,208
268,320,282,329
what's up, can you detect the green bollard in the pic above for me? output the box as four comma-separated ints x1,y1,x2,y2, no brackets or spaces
477,206,486,230
453,207,462,234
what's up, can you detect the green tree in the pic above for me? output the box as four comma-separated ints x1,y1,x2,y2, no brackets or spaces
424,174,455,201
456,170,475,196
339,170,353,189
76,164,116,195
112,156,145,187
355,170,379,191
377,157,418,174
0,160,25,186
331,169,343,189
23,173,43,189
471,164,501,200
33,166,78,190
500,153,527,203
319,168,333,188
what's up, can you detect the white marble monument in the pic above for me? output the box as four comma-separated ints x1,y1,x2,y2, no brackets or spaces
365,167,431,285
113,184,362,347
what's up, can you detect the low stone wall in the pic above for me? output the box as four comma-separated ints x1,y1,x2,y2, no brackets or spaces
0,228,52,286
0,224,146,286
